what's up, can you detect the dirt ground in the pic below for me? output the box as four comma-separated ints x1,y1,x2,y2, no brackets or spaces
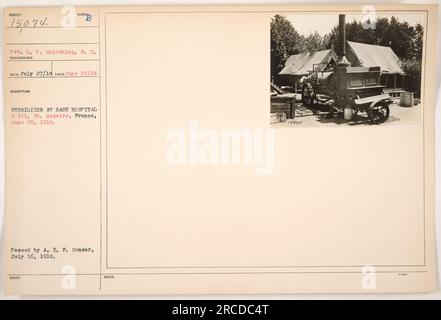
271,102,421,128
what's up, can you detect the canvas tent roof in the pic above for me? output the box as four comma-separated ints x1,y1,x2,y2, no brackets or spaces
278,52,310,75
279,41,404,77
347,41,404,74
279,49,336,76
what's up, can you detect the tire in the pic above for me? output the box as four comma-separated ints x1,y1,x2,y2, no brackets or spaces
368,102,390,124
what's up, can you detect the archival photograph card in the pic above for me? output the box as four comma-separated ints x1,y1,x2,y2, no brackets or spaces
2,4,438,295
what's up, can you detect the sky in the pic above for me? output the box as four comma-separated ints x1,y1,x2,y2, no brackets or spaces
286,12,425,36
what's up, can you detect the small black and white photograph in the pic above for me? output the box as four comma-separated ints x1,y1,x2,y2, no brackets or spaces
270,11,425,127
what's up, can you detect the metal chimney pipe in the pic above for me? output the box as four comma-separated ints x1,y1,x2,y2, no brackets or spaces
336,14,350,67
339,14,346,58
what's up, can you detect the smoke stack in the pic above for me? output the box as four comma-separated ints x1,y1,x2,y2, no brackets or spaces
336,14,350,67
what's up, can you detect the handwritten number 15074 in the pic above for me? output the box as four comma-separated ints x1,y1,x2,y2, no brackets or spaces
10,17,48,32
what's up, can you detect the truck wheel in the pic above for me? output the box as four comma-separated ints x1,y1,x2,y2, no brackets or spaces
368,102,390,124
